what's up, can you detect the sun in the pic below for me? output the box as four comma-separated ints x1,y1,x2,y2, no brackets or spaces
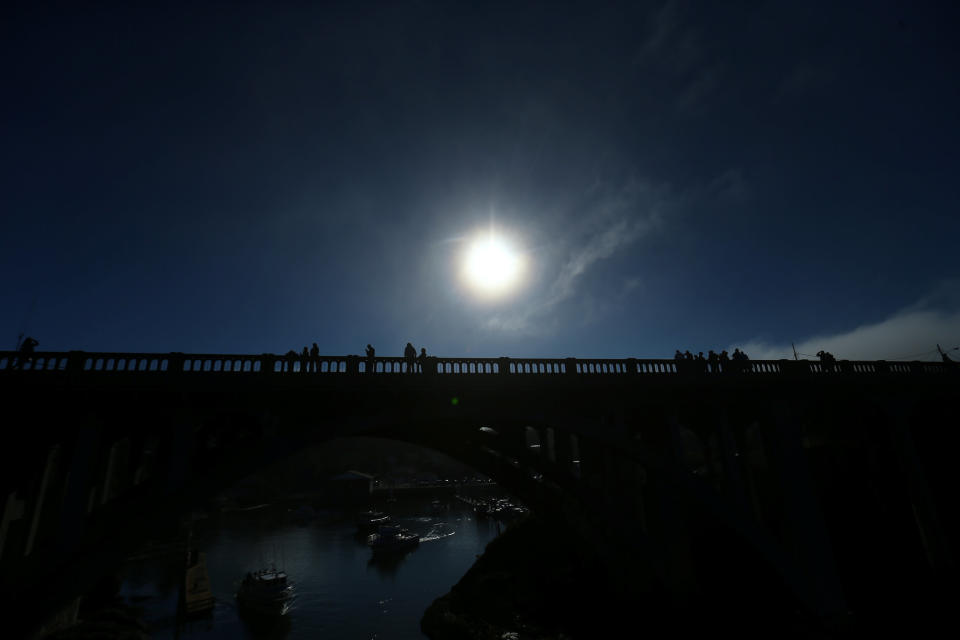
462,232,526,298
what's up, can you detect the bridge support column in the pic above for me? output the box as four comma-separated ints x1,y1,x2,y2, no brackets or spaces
24,444,63,557
576,436,604,492
56,420,102,552
717,410,751,518
544,427,556,463
547,429,576,475
100,437,133,505
888,403,953,571
0,491,26,564
764,409,846,618
163,413,198,492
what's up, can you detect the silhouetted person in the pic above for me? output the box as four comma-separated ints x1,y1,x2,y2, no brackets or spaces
817,350,836,371
404,342,416,373
731,348,744,372
365,344,376,373
674,350,683,361
696,351,706,372
736,348,750,372
719,350,730,372
417,347,427,373
310,342,319,372
684,350,694,361
14,336,39,369
708,350,719,373
301,346,309,373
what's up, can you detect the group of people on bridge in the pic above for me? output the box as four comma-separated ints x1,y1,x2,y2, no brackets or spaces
674,348,750,373
366,343,429,374
280,343,432,374
283,343,323,372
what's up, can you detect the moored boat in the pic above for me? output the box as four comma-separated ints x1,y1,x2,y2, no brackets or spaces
236,568,295,616
367,524,420,554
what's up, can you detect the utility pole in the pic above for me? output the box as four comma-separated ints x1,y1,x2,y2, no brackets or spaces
792,342,799,361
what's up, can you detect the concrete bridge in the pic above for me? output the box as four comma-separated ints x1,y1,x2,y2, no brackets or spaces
1,350,957,637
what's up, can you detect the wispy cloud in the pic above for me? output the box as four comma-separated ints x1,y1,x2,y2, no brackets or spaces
633,0,723,113
735,286,960,361
483,179,670,334
635,0,700,74
706,167,750,202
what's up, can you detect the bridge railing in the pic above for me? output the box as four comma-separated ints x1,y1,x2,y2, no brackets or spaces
0,351,955,377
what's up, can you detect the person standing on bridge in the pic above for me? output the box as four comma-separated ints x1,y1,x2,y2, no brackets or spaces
365,344,376,373
310,343,319,372
404,342,417,374
14,336,39,369
417,347,427,373
708,350,719,373
284,349,298,372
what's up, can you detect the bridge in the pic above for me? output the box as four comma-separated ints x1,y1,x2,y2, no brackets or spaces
2,350,958,637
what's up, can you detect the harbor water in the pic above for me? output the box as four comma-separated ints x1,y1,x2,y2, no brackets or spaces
118,499,503,639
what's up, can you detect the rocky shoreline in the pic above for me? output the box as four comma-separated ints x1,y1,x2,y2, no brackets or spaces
421,514,636,640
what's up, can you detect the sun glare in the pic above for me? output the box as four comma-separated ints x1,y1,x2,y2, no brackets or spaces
462,232,525,298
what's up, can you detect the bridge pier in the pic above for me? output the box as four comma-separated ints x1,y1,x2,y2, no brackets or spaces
100,437,133,506
763,408,846,618
56,419,102,552
25,444,63,557
716,409,752,518
888,402,953,572
0,491,25,564
162,413,199,492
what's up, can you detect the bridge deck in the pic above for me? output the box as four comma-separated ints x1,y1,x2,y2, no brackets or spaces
1,350,954,377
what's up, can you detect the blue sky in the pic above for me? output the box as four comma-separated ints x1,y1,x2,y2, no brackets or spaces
2,1,959,360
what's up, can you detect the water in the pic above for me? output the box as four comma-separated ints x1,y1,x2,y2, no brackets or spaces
118,500,503,639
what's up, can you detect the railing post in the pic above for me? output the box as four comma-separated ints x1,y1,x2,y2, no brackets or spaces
626,357,638,375
498,357,511,376
874,359,889,374
261,354,275,374
781,359,809,378
565,357,578,377
167,352,185,375
66,351,86,373
346,356,359,375
424,356,438,375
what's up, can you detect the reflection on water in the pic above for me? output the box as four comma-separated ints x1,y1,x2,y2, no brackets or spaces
118,500,502,639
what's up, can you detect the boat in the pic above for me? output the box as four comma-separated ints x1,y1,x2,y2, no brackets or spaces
236,567,295,616
356,510,391,534
367,524,420,554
